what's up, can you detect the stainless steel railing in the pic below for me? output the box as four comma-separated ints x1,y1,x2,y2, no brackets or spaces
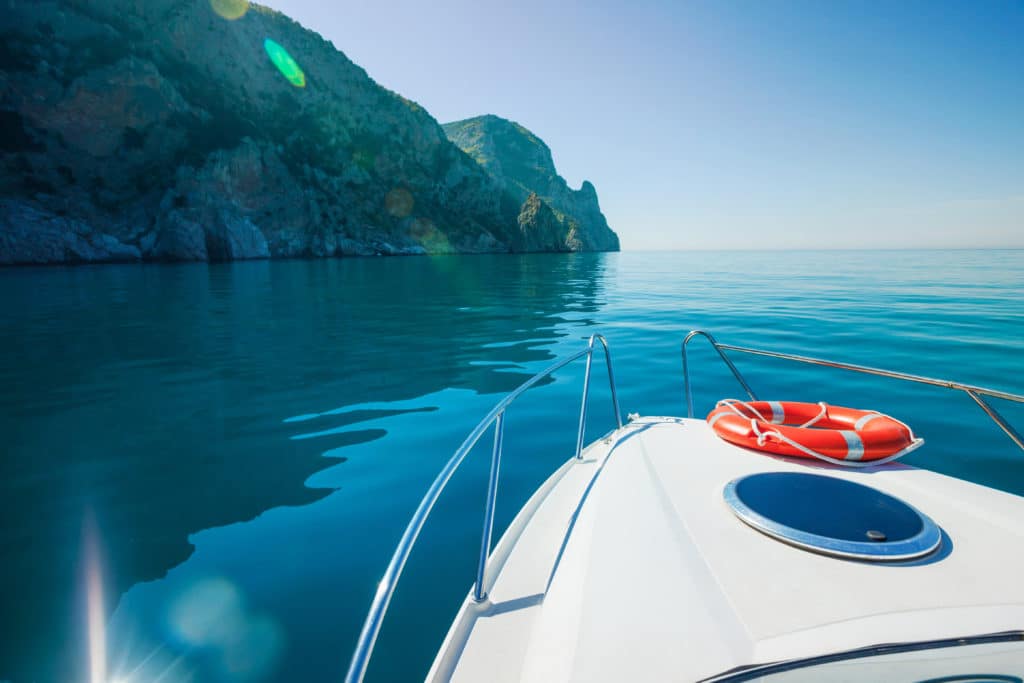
345,334,622,683
681,330,1024,452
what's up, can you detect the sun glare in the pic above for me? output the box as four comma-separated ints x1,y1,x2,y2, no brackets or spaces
83,513,107,683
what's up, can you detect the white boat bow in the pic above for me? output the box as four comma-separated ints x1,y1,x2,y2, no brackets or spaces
346,332,1024,682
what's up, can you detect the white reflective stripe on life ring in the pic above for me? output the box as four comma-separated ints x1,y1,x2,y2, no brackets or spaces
855,412,884,430
840,430,865,461
767,401,785,424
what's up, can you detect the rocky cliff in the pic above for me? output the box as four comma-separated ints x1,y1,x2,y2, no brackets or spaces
0,0,619,265
442,115,620,252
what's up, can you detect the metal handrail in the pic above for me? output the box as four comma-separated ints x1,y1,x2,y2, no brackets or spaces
682,330,758,418
681,330,1024,452
345,334,622,683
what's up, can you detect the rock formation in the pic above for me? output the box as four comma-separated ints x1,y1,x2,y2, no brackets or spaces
0,0,619,264
442,114,620,252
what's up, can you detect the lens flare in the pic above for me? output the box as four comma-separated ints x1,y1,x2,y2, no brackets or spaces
353,149,376,172
210,0,249,20
169,577,243,646
168,577,284,679
385,188,414,218
409,217,452,252
264,39,306,88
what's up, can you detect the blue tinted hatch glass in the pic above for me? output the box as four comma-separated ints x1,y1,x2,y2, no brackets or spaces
734,472,924,542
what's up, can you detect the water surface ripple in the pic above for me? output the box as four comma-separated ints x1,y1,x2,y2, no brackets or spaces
1,250,1022,682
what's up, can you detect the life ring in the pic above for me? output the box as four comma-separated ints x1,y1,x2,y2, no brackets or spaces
706,399,923,466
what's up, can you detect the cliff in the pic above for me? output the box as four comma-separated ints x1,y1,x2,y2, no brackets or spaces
442,114,620,252
0,0,618,264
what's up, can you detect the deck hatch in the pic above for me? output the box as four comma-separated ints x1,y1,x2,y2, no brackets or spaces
723,472,942,561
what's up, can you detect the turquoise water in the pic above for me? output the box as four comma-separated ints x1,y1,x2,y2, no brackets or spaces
1,250,1023,682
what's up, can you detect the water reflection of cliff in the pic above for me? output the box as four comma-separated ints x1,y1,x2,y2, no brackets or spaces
0,252,606,682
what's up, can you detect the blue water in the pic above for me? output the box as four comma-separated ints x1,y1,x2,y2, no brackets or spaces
1,250,1022,682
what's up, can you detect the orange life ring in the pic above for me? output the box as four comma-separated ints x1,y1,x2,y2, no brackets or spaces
706,400,920,464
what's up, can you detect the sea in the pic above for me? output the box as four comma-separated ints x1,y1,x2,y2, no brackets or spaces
1,249,1022,682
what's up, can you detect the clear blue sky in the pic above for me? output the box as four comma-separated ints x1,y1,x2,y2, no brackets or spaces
264,0,1023,249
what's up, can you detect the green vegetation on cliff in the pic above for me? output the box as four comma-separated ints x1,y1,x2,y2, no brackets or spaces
0,0,619,264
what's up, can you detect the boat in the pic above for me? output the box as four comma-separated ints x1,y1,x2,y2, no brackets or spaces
345,331,1024,682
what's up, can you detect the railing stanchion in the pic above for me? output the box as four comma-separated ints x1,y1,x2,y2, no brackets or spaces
682,340,694,418
575,344,595,460
682,330,758,417
474,412,504,603
966,390,1024,452
596,335,623,428
346,336,624,683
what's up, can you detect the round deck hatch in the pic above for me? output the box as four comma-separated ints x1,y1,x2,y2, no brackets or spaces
723,472,942,561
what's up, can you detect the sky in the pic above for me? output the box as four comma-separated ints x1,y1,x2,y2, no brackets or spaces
263,0,1023,250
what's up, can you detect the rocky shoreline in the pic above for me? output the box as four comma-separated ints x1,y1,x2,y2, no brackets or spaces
0,0,619,266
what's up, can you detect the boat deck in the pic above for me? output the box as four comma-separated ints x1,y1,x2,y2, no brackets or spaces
428,416,1024,681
